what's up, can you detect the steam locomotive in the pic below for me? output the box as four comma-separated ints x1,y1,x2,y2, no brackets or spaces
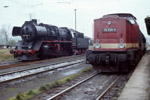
86,13,146,72
10,19,89,61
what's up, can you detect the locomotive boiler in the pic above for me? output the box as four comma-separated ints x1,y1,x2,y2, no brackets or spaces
10,19,89,61
86,13,146,72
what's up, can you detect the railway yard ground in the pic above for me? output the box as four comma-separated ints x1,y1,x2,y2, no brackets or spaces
0,49,149,100
0,55,90,100
0,49,14,63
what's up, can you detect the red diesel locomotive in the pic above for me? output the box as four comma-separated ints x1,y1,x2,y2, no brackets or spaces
86,13,146,72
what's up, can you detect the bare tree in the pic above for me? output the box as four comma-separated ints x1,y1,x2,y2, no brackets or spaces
0,24,12,45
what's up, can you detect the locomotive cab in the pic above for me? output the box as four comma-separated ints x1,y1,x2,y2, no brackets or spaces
94,14,139,51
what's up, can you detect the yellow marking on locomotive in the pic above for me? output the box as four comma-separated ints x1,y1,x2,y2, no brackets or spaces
101,44,119,49
94,43,139,49
124,43,139,48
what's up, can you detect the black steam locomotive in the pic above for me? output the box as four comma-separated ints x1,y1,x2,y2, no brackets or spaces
10,19,89,61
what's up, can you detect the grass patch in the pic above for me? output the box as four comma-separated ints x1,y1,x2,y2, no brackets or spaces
8,67,92,100
0,49,14,61
6,88,18,93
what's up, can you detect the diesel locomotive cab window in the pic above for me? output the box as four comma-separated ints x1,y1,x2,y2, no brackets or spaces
124,17,135,24
128,17,135,24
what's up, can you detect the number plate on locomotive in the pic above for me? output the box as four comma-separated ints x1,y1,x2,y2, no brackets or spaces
103,28,116,33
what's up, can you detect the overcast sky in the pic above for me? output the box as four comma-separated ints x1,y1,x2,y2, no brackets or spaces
0,0,150,38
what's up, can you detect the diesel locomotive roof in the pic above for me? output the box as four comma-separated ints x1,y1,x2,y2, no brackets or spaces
145,17,150,35
103,13,136,20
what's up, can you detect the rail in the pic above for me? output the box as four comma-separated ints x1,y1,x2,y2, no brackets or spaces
47,72,98,100
0,55,84,69
0,59,84,83
95,76,120,100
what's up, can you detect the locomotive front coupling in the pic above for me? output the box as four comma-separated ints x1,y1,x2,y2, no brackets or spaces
86,50,127,65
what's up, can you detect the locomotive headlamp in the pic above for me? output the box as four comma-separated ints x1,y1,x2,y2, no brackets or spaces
119,39,125,48
107,21,112,25
95,39,100,48
28,46,32,49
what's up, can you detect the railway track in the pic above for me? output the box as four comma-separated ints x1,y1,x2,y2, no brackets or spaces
45,74,122,100
46,72,99,100
0,59,57,69
95,71,133,100
0,59,84,83
95,76,121,100
0,55,83,69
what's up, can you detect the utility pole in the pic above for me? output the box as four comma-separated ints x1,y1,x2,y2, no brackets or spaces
29,13,32,20
75,9,77,32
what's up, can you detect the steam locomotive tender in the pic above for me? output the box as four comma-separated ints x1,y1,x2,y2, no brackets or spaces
10,19,89,61
86,13,146,72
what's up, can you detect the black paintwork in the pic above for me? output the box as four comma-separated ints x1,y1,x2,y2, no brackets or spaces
11,19,89,60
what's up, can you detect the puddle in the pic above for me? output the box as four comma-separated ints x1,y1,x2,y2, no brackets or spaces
62,68,83,76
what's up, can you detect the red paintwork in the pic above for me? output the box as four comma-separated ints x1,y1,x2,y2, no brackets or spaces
28,50,37,54
56,44,60,51
14,40,86,57
45,44,60,51
72,46,76,48
94,13,139,51
76,50,84,55
14,50,38,55
14,50,25,54
42,40,72,43
14,40,73,55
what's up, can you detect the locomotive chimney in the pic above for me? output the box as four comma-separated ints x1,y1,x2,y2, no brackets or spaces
32,19,37,24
